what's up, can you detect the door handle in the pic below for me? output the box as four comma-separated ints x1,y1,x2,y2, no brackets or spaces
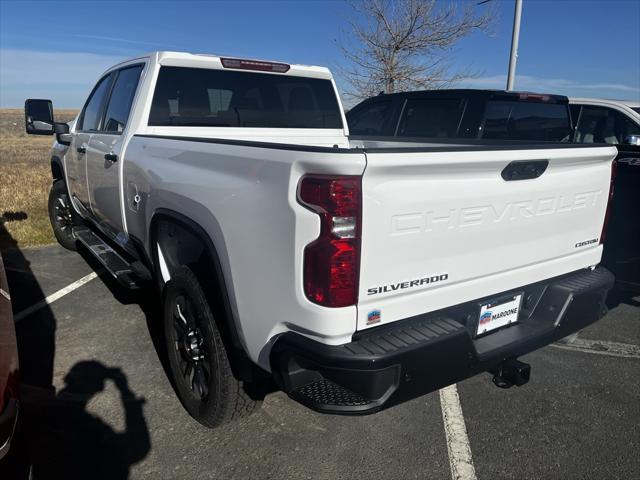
76,146,86,154
104,153,118,163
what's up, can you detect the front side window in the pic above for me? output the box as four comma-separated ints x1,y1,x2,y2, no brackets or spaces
102,65,144,133
616,112,640,143
481,101,572,142
347,100,392,135
149,66,343,128
397,98,466,138
79,74,113,131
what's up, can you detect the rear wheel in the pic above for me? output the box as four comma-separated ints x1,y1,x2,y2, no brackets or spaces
48,180,78,251
163,266,260,428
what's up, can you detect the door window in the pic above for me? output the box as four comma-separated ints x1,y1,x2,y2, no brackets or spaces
569,105,581,131
347,100,392,135
620,113,640,143
101,65,144,133
575,106,640,144
397,98,466,138
78,74,113,131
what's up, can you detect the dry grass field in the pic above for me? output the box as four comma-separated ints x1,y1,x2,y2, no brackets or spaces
0,108,78,250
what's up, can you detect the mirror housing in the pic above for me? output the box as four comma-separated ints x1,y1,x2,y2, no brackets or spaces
54,122,72,146
624,135,640,146
25,99,55,135
53,122,69,134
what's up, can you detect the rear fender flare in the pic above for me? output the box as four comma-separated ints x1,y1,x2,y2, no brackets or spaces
148,209,261,379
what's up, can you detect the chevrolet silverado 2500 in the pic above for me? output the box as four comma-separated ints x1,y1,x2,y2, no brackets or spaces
25,51,616,428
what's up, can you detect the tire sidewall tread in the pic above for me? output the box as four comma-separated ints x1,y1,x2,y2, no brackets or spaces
162,265,258,428
48,180,78,251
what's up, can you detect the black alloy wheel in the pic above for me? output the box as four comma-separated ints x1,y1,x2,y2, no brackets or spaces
48,180,78,250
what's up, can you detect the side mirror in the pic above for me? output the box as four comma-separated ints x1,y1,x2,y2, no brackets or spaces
624,135,640,146
25,99,54,135
54,122,72,146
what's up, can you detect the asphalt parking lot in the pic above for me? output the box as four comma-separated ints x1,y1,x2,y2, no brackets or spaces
1,244,639,480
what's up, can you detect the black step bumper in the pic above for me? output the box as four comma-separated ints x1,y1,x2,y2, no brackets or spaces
270,267,614,415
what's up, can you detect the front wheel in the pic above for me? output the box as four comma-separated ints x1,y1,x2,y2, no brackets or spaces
48,180,79,251
163,266,260,428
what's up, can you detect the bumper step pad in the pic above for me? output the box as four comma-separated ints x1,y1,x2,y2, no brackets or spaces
293,379,373,408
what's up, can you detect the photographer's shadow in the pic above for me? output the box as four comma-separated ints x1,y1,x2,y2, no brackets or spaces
25,361,150,480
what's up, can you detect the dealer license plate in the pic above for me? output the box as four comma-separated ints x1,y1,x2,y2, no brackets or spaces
476,293,523,336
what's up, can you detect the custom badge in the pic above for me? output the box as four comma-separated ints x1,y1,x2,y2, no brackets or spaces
367,309,381,325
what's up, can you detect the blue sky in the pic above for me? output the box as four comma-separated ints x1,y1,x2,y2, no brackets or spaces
1,0,638,108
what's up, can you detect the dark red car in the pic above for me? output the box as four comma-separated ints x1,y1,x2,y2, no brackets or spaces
0,253,18,460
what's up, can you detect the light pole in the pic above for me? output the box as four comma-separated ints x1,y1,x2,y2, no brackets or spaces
506,0,523,91
478,0,523,91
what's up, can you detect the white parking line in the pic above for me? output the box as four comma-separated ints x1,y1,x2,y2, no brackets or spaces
439,384,477,480
14,272,98,322
552,336,640,359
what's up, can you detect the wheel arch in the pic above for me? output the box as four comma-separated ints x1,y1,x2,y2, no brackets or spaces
51,155,64,181
148,209,266,382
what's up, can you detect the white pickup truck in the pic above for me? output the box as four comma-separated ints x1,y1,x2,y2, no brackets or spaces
25,51,616,428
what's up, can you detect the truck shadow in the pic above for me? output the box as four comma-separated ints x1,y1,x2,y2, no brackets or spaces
74,245,273,407
606,288,640,309
0,226,151,480
75,245,172,380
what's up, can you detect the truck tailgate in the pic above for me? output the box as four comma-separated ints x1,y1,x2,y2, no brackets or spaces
357,145,616,330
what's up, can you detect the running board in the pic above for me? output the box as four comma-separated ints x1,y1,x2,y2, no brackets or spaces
73,227,141,289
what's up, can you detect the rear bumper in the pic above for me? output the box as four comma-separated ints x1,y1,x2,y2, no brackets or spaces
0,399,18,460
270,267,614,415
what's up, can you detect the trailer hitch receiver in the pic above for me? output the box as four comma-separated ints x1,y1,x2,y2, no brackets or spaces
491,358,530,389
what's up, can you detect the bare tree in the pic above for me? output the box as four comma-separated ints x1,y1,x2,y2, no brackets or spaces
338,0,495,101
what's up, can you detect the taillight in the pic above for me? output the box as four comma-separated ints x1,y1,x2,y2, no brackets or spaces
600,160,617,244
298,175,361,308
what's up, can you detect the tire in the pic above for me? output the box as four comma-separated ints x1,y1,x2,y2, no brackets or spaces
163,265,260,428
47,180,79,251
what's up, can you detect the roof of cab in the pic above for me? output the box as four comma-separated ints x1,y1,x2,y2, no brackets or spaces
152,51,334,80
357,88,569,104
569,97,640,109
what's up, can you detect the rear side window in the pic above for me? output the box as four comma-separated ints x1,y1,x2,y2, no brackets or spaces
149,66,343,128
481,101,571,142
347,100,392,135
102,65,144,133
79,74,113,131
397,98,466,138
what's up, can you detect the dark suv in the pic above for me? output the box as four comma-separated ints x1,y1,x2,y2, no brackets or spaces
346,89,573,142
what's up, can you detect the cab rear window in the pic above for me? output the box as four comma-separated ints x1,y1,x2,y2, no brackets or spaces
397,98,466,138
149,66,343,129
481,100,572,142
